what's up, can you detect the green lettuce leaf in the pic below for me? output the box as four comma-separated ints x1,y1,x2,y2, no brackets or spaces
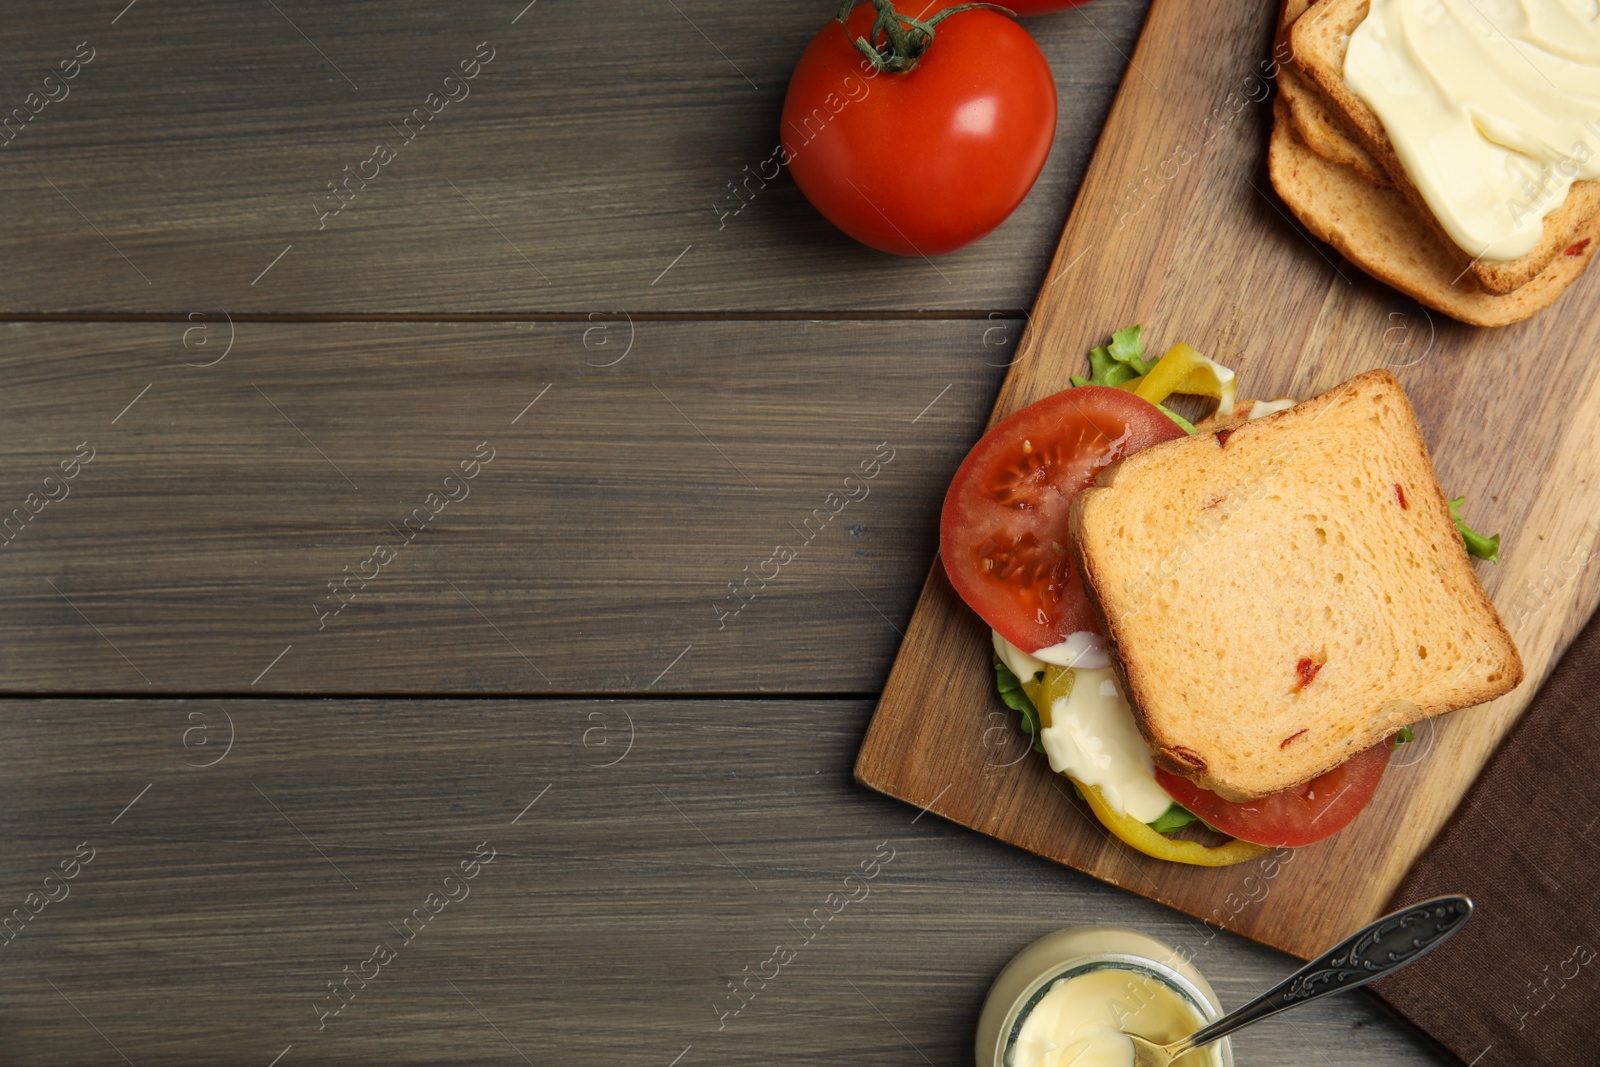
1071,324,1155,388
1147,803,1200,834
1107,324,1149,371
1157,404,1197,435
1071,347,1139,388
1394,724,1415,744
1069,326,1193,436
994,656,1043,740
1448,497,1501,564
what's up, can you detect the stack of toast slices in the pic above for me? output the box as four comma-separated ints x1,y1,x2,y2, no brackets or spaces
1270,0,1600,327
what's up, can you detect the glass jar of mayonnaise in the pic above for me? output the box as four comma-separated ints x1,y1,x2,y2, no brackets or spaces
975,926,1232,1067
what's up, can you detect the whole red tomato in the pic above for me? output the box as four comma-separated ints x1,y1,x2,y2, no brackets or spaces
780,1,1057,256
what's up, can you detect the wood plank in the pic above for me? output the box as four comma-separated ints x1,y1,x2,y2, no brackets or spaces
0,319,1011,693
856,0,1600,960
0,0,1147,314
0,699,1450,1066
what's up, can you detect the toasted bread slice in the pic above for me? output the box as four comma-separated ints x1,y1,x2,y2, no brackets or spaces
1268,96,1600,328
1193,398,1299,434
1069,370,1523,801
1275,0,1389,186
1280,65,1389,187
1275,0,1312,47
1290,0,1600,294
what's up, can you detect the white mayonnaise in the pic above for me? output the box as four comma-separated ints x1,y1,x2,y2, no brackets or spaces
1033,631,1113,669
993,629,1175,823
1198,355,1237,418
1011,971,1138,1067
1248,397,1296,419
1012,968,1207,1067
993,629,1112,674
1037,668,1177,824
993,629,1049,682
1344,0,1600,262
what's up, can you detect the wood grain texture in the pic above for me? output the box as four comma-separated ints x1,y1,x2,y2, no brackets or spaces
0,700,1452,1067
857,0,1600,961
0,319,1013,693
0,1,1493,1062
0,0,1147,315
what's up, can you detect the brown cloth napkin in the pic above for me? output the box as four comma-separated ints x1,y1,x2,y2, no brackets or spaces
1371,607,1600,1066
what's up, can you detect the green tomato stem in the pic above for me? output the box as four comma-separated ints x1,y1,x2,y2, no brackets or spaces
837,0,1020,74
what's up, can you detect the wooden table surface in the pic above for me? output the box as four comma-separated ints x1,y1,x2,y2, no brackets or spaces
0,3,1453,1064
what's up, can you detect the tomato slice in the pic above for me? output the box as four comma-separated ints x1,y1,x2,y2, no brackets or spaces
940,386,1186,652
1153,741,1394,848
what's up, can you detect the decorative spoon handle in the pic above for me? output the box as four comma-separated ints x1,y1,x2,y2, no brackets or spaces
1169,894,1473,1057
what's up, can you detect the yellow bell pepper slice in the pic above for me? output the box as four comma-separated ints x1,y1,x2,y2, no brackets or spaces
1071,776,1271,867
1022,665,1074,729
1121,342,1236,418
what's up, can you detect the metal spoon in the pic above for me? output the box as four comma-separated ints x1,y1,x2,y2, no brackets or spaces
1127,895,1473,1067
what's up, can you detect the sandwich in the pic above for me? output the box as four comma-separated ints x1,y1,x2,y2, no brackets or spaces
941,327,1520,865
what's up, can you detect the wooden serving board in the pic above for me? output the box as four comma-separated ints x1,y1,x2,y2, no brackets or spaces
856,0,1600,960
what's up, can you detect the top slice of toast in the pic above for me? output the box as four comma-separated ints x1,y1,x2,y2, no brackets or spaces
1069,370,1523,801
1291,0,1600,294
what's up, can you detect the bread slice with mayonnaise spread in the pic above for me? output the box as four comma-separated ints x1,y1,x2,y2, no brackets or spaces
1289,0,1600,295
1268,96,1600,327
